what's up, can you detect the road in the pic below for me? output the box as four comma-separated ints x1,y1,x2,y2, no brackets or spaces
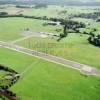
0,41,100,76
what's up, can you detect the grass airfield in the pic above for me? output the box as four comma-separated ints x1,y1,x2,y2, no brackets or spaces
17,33,100,69
0,5,100,100
0,48,100,100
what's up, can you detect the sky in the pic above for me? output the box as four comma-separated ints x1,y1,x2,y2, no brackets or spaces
0,0,98,1
0,0,99,3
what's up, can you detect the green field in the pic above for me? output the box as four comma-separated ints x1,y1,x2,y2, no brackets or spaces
19,5,100,20
17,33,100,69
1,5,99,18
0,48,100,100
0,17,62,41
0,5,100,100
0,6,99,42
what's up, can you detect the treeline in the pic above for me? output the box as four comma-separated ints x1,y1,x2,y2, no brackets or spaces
34,4,48,9
58,10,67,15
46,17,86,28
0,64,18,74
0,12,8,16
16,4,48,9
97,18,100,22
16,5,31,8
88,34,100,47
0,13,86,27
0,89,16,100
0,64,20,90
74,12,100,20
57,20,86,41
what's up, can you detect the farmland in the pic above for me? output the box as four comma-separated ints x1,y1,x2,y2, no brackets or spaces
0,17,62,41
0,4,100,100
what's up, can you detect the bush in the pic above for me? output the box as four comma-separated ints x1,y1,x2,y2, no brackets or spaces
0,12,8,16
88,34,100,47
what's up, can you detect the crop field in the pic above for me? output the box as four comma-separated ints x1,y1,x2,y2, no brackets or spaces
0,48,100,100
0,4,100,100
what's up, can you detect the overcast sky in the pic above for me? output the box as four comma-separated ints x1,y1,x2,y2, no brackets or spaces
0,0,99,3
0,0,98,1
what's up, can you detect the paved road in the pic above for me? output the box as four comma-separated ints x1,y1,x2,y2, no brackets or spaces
0,41,100,76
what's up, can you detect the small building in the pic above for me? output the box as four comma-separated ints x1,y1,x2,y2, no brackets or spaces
46,21,61,26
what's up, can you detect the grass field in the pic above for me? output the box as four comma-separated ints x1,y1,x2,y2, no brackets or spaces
0,5,100,100
1,5,99,18
20,6,100,20
16,33,100,69
0,48,100,100
0,17,62,41
0,6,99,42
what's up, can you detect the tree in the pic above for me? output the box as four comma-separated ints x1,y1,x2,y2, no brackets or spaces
63,24,68,36
0,12,8,16
88,34,100,47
